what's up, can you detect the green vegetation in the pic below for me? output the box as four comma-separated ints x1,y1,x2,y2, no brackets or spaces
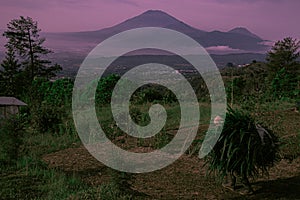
266,37,300,99
0,46,22,96
0,116,25,165
205,107,280,193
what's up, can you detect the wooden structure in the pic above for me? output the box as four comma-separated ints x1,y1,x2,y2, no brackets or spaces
0,97,27,119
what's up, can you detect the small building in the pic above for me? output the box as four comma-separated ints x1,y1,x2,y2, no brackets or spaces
0,97,27,119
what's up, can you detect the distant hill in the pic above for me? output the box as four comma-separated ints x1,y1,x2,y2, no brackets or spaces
44,52,266,77
228,27,262,40
211,53,266,68
0,47,266,77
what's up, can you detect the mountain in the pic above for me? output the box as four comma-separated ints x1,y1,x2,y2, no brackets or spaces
228,27,261,40
43,10,206,48
43,10,269,54
104,10,205,34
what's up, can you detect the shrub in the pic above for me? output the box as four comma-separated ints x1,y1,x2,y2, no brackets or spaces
205,107,280,180
30,103,63,133
0,116,25,165
28,78,75,135
96,74,120,104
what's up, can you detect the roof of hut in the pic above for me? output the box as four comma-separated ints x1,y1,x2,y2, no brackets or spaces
0,97,27,106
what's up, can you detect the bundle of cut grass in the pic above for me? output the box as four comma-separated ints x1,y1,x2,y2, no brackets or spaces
205,107,280,193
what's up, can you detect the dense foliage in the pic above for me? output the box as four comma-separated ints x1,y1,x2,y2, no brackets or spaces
0,116,25,165
266,37,300,99
0,46,22,96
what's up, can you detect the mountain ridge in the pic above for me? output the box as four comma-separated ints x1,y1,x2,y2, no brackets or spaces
41,10,268,54
228,27,261,40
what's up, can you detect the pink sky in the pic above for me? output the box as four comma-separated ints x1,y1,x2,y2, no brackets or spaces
0,0,299,41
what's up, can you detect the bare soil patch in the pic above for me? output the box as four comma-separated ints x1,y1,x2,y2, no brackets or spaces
43,145,300,199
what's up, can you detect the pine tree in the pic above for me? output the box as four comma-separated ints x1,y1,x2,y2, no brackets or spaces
0,46,22,96
3,16,61,82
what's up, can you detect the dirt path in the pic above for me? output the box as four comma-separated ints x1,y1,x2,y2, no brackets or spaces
43,146,300,199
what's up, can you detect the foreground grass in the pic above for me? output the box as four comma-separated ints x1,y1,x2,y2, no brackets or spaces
0,130,88,199
0,100,299,199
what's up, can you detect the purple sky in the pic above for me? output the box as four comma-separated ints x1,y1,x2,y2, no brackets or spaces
0,0,299,41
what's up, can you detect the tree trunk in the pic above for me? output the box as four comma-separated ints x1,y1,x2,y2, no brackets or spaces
27,28,35,81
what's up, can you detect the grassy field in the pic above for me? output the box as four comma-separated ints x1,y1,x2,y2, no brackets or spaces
1,99,299,199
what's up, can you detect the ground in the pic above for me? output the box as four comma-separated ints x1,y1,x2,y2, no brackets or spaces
43,145,300,199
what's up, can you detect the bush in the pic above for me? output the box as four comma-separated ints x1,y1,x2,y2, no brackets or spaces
0,116,25,165
205,107,280,180
27,78,75,135
30,103,64,133
96,74,120,104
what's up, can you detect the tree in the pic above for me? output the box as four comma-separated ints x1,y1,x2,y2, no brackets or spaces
3,16,61,82
267,37,299,76
0,46,22,96
266,37,300,98
226,62,234,68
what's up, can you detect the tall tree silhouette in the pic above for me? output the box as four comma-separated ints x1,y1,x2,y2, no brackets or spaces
3,16,61,82
0,46,22,96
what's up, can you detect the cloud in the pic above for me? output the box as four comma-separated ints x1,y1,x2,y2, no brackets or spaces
108,0,139,7
206,45,241,53
214,0,284,3
0,0,92,10
0,0,138,10
0,0,47,9
258,41,274,46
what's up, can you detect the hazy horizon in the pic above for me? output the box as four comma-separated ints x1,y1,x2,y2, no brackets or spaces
0,0,299,41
